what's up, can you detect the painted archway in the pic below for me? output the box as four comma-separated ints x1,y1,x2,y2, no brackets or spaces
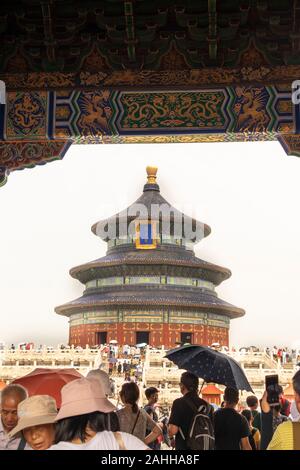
1,1,300,186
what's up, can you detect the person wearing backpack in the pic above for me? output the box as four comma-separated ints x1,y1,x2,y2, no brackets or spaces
214,387,252,450
168,371,215,450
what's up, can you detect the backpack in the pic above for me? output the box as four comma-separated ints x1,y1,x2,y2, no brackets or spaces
180,399,215,450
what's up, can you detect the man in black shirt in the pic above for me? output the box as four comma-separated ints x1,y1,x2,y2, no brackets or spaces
214,387,252,450
168,372,214,450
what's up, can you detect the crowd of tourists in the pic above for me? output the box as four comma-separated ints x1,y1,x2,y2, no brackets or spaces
1,367,300,451
265,346,300,365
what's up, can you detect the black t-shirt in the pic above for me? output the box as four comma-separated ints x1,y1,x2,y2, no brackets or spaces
252,410,261,431
144,404,160,450
214,408,250,450
169,392,214,450
144,404,158,423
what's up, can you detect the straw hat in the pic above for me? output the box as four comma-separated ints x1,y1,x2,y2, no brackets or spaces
9,395,57,437
55,377,116,421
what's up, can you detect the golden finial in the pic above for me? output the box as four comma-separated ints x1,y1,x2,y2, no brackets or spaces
146,166,158,184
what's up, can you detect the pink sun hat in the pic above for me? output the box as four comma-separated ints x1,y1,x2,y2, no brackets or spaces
55,377,116,421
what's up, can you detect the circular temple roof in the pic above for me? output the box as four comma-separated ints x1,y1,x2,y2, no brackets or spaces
55,287,245,319
69,247,231,286
91,167,211,242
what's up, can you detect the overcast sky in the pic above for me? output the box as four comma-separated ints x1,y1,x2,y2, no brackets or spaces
1,140,300,348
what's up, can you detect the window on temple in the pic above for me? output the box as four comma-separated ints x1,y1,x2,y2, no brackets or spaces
135,221,157,249
86,280,97,288
181,332,193,344
97,277,123,286
96,332,107,345
136,331,150,345
86,276,215,289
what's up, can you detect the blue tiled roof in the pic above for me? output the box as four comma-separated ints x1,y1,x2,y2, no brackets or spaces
55,286,245,319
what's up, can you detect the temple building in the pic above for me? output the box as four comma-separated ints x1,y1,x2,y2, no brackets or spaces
55,167,245,348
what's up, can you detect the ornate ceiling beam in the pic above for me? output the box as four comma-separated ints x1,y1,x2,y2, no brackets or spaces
124,1,137,63
0,140,72,178
41,1,56,66
208,0,217,61
0,2,300,188
291,0,300,53
1,2,300,71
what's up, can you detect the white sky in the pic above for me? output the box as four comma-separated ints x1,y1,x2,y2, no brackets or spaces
1,140,300,349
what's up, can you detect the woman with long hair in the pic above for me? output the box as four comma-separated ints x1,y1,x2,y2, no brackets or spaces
117,382,162,445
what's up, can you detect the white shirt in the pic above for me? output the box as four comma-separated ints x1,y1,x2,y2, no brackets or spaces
0,419,22,450
289,401,300,422
49,431,148,450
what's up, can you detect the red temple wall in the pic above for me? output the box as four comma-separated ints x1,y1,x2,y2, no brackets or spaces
69,322,229,348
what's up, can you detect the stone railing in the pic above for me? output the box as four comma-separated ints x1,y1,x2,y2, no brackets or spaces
243,367,296,384
230,351,280,369
0,346,101,361
0,365,92,381
0,346,103,381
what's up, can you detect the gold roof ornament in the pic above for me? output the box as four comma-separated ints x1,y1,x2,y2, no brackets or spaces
146,166,158,184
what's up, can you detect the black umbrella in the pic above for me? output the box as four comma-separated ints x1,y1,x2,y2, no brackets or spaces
165,344,253,392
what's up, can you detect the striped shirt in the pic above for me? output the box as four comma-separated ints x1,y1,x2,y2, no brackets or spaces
267,421,294,450
0,419,22,450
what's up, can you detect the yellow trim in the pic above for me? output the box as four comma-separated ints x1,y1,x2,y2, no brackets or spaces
146,166,158,184
135,220,157,250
